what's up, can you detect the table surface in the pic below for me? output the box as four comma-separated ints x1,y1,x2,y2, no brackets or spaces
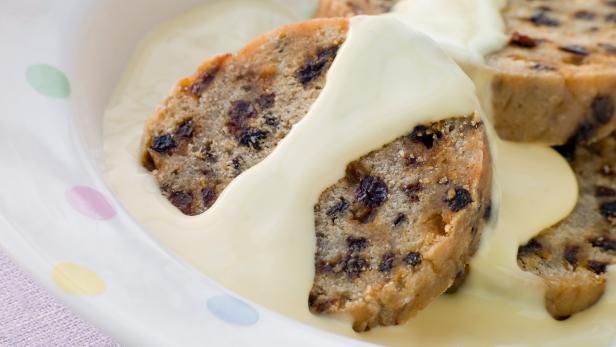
0,249,119,347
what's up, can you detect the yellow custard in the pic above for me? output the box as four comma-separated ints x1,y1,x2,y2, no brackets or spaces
102,1,616,346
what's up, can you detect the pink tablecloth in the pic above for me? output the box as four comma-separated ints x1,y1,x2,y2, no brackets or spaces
0,250,119,347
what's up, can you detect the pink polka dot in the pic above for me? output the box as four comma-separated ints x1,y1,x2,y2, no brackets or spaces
66,186,116,220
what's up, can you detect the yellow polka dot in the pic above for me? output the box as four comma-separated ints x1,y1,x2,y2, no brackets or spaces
52,262,106,296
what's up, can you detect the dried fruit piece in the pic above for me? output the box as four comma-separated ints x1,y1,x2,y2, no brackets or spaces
586,260,608,274
403,252,422,267
379,253,395,273
169,191,193,214
347,237,368,252
236,128,269,150
151,134,176,153
530,12,560,27
564,245,580,268
356,176,388,208
559,45,590,56
227,100,257,132
175,120,194,138
510,32,539,48
201,187,217,208
344,255,369,278
326,197,350,220
296,45,340,85
445,188,473,212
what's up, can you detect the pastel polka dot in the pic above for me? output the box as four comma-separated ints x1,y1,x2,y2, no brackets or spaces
206,295,259,326
52,262,106,296
66,186,116,220
26,64,70,98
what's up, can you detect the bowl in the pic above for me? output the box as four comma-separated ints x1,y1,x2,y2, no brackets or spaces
1,0,366,345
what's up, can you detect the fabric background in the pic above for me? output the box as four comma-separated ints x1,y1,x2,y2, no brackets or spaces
0,249,119,347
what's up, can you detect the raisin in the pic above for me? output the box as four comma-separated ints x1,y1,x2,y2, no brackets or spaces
596,186,616,197
403,252,422,267
347,237,368,253
343,255,369,278
187,66,220,95
531,63,556,72
379,253,396,273
236,128,269,150
257,93,275,109
510,32,539,48
530,12,560,27
264,116,279,128
296,45,340,85
356,176,388,208
518,238,543,256
599,43,616,54
169,191,193,215
574,10,596,20
609,1,616,7
600,201,616,219
175,120,194,138
586,260,608,274
316,261,334,274
409,125,441,149
559,45,590,56
201,187,217,208
590,236,616,252
607,13,616,23
445,188,473,212
151,134,176,153
227,100,257,132
393,213,408,226
592,95,614,125
326,197,349,220
232,157,242,172
564,245,580,268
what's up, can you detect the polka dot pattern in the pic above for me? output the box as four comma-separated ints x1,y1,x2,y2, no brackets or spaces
206,295,259,326
52,262,106,296
66,186,116,220
26,64,70,98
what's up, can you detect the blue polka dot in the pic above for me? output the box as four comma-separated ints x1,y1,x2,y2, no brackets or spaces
206,295,259,326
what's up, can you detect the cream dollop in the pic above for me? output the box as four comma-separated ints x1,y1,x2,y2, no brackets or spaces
393,0,508,63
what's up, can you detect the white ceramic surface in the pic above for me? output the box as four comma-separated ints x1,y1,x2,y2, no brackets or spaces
0,1,373,345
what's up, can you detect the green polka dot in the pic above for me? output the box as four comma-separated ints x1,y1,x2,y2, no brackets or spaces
26,64,70,98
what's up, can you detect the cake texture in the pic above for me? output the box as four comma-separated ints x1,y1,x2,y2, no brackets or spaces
518,135,616,320
310,117,492,331
141,18,493,330
141,19,348,215
317,0,616,146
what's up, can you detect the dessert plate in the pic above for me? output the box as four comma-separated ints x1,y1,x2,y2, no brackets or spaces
0,0,368,345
